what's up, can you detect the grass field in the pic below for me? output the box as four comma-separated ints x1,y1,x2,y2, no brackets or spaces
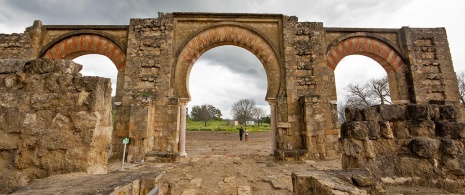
186,118,270,132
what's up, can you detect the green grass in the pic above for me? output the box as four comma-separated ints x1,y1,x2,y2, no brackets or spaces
186,118,270,132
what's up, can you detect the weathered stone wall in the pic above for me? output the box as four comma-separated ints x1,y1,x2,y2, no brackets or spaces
340,104,465,187
0,59,112,193
114,13,178,162
0,21,41,60
278,16,339,160
402,27,460,105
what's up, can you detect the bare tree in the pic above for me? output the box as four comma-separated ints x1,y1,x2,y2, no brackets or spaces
339,76,392,123
337,103,347,124
457,71,465,105
345,83,373,108
344,76,391,109
232,99,256,124
370,76,391,105
252,107,266,126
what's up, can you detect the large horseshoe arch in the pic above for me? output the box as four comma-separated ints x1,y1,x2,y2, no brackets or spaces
172,22,283,156
173,23,282,101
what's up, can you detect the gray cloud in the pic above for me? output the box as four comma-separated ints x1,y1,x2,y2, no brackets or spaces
197,46,267,90
1,0,415,33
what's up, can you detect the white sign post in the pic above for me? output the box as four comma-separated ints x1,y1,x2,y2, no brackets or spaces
121,138,130,170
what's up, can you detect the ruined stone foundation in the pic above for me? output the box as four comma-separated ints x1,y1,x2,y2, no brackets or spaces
340,104,465,193
292,104,465,194
0,59,112,193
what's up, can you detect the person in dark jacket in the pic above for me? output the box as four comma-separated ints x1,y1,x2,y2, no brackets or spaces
237,126,244,141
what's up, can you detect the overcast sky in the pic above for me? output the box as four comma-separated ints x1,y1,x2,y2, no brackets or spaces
1,0,464,119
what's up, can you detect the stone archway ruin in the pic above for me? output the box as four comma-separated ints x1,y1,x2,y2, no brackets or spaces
326,34,410,104
0,13,461,164
173,23,283,155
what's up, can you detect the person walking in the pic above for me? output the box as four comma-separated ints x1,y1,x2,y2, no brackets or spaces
237,126,244,141
244,128,249,141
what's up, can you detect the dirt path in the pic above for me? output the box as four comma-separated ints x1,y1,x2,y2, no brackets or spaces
161,131,341,195
12,131,342,194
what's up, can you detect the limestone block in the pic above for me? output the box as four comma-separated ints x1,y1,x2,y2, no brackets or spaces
51,113,72,129
292,171,369,195
392,121,411,139
0,59,27,74
30,110,53,130
440,157,465,176
407,104,437,121
363,107,382,122
40,127,77,150
0,108,21,133
436,122,465,138
377,105,406,121
129,105,149,139
363,139,376,159
340,138,363,159
23,59,81,75
30,93,63,110
440,138,463,158
409,137,440,158
438,105,459,121
409,120,435,137
21,74,45,92
44,74,75,93
379,121,394,139
397,156,436,177
344,107,364,122
341,121,369,140
69,111,100,142
372,139,397,156
367,121,381,140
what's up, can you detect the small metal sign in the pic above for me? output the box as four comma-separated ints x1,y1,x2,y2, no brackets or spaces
122,138,130,144
121,138,130,171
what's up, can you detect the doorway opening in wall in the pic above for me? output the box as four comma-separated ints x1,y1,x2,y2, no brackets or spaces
334,55,391,124
186,45,272,156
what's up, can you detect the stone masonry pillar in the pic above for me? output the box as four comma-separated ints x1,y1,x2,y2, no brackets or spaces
179,101,188,157
269,100,277,154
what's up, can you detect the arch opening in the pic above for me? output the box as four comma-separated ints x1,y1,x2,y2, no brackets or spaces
185,45,272,155
334,55,391,123
326,36,405,73
175,24,282,157
327,36,410,108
